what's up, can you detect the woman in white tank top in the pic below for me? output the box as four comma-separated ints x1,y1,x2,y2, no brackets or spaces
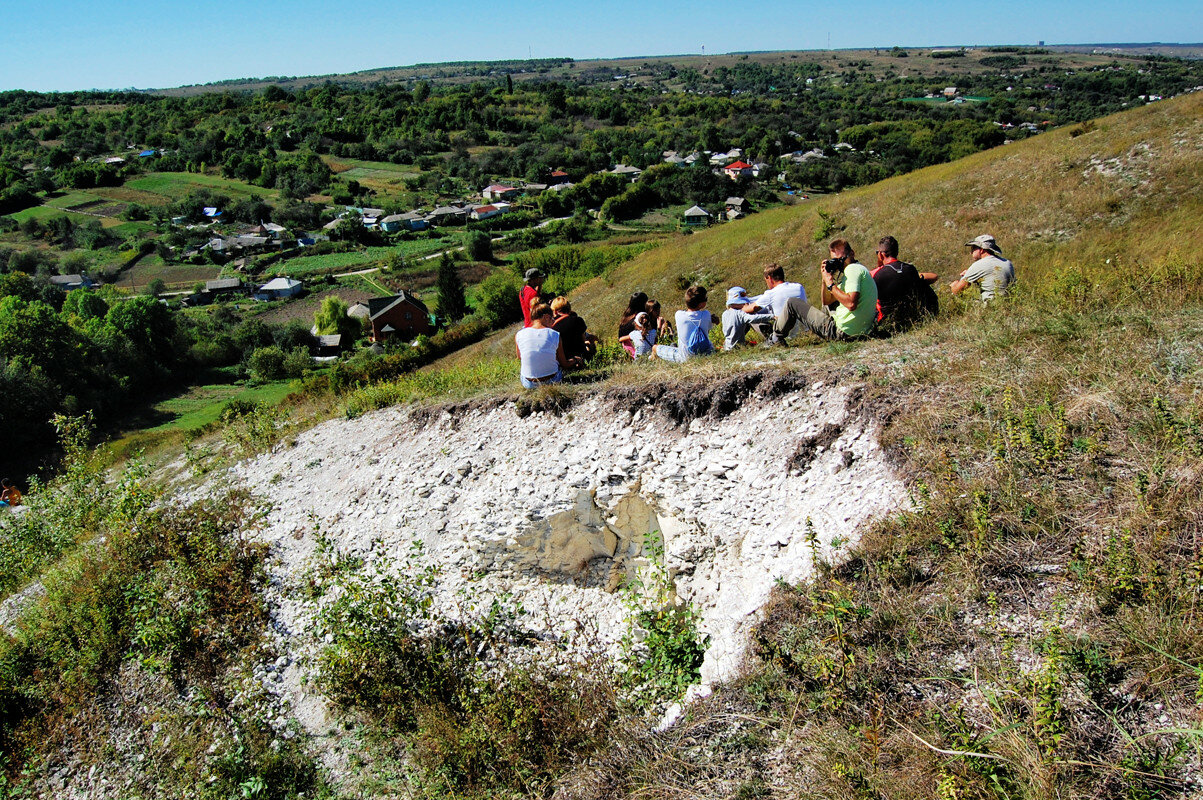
516,302,574,388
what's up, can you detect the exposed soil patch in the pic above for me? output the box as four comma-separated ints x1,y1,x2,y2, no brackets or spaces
610,370,813,426
407,396,511,429
515,389,574,418
785,423,842,474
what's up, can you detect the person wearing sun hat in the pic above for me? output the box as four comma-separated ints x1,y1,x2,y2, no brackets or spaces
721,285,775,350
950,234,1015,303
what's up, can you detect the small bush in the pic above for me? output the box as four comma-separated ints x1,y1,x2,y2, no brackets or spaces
314,552,622,796
247,345,286,382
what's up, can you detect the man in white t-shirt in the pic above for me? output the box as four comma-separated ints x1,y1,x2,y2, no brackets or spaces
752,263,808,317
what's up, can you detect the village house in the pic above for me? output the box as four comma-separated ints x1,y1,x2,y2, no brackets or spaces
427,206,469,226
470,204,503,221
233,234,273,251
548,170,570,185
482,184,521,202
313,334,343,360
380,211,428,233
49,274,94,291
206,277,245,296
254,277,303,301
725,197,747,219
367,291,433,342
683,205,711,226
609,164,642,180
722,160,754,180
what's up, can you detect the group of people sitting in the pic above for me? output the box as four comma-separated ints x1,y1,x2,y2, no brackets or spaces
515,233,1015,385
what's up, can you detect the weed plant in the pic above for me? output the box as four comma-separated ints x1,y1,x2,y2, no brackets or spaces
619,529,708,707
312,547,622,798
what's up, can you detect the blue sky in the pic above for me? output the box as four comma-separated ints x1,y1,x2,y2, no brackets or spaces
2,0,1200,92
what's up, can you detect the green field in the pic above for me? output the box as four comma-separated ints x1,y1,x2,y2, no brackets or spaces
325,156,420,186
8,205,98,225
126,172,280,201
143,378,298,433
43,192,98,210
113,256,220,290
265,238,459,277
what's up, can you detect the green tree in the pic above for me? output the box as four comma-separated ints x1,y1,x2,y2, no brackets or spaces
247,345,286,382
282,346,312,377
462,230,492,262
61,290,108,322
436,253,468,323
476,269,523,327
313,296,360,342
0,296,81,383
104,295,176,366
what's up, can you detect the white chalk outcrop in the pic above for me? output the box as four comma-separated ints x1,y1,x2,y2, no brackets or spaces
231,373,906,731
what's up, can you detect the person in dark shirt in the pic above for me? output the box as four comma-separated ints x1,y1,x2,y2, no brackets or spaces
550,296,596,367
871,236,938,332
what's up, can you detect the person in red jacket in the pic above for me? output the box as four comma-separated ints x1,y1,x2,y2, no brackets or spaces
520,268,547,327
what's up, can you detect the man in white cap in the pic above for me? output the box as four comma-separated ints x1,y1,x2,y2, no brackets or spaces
950,234,1015,303
721,286,776,350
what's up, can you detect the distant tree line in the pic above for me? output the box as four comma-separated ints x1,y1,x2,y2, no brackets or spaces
2,52,1199,217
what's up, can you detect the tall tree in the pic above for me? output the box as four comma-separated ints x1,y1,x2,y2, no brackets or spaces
436,253,468,323
314,296,359,342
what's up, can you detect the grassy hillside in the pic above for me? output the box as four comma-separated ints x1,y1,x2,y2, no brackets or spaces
439,89,1202,368
3,93,1203,798
588,91,1200,328
152,47,1168,96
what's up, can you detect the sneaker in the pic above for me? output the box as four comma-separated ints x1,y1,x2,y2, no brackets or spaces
761,334,787,348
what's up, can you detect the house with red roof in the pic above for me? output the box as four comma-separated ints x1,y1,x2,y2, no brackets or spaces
483,184,520,202
470,204,503,221
722,160,754,180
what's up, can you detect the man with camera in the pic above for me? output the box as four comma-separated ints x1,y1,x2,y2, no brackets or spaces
766,239,878,344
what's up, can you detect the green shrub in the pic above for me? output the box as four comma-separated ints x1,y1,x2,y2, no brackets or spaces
620,530,707,705
0,490,269,779
247,345,286,382
0,414,154,596
476,268,523,326
314,552,621,796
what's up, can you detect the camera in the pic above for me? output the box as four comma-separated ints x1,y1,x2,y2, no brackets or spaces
822,258,844,274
